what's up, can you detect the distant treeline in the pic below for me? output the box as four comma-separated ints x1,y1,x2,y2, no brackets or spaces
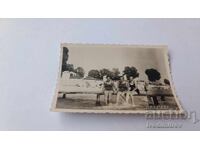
62,47,169,83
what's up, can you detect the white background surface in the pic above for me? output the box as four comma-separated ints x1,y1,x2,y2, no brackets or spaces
0,19,200,130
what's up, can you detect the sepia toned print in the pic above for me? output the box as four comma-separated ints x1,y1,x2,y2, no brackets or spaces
51,44,184,114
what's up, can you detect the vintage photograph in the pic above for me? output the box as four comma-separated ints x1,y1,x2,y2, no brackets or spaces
51,44,184,114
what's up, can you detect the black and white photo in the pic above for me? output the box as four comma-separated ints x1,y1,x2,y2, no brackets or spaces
51,44,184,114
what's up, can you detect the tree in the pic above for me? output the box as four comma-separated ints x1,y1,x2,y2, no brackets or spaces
75,67,85,78
123,66,139,79
111,68,120,80
62,47,69,72
145,68,161,82
99,68,113,79
88,69,101,79
66,64,74,72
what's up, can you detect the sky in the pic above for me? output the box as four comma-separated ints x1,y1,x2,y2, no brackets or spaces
66,44,170,82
